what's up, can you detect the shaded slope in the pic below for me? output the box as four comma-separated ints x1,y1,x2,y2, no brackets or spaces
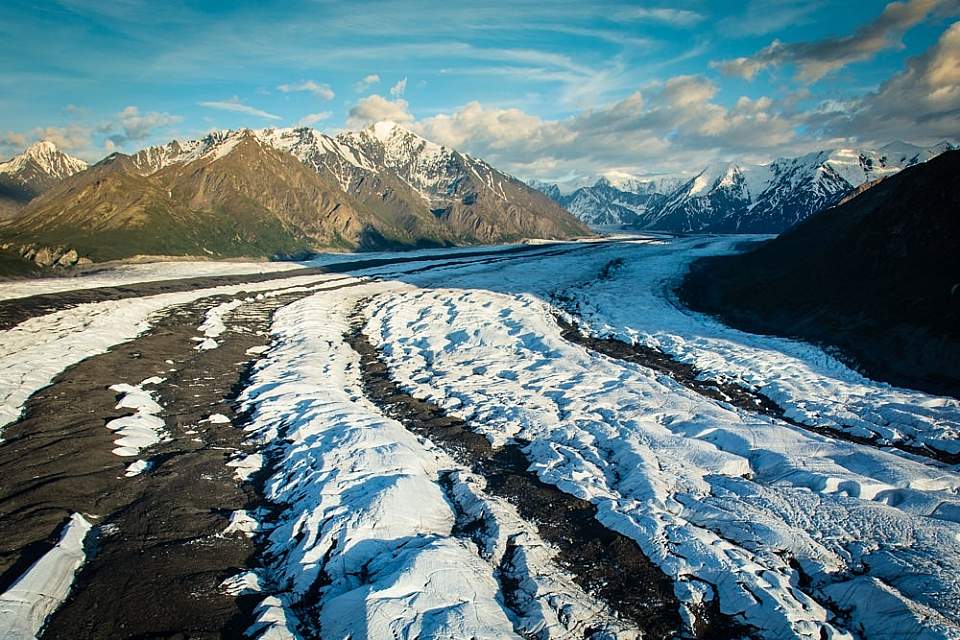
679,150,960,397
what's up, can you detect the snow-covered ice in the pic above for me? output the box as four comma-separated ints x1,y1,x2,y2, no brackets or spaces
387,235,960,458
238,279,643,639
0,261,302,302
560,237,960,457
358,242,960,638
0,513,92,640
222,510,259,538
0,272,345,434
3,236,960,638
227,453,263,483
238,280,518,638
194,298,246,350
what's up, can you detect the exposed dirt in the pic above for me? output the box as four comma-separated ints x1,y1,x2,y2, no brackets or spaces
0,288,316,639
347,320,753,640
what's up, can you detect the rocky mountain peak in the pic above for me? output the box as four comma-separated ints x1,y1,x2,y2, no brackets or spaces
24,140,58,156
0,140,88,179
534,140,955,232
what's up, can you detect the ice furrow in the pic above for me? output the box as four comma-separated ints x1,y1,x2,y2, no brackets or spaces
239,281,625,639
364,286,960,639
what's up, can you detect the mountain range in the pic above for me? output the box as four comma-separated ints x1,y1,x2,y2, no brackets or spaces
0,123,589,269
533,141,956,233
679,149,960,398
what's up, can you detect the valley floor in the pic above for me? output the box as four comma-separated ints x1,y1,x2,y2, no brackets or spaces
0,237,958,640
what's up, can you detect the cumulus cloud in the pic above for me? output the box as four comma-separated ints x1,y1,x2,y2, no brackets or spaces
297,111,333,126
346,94,413,127
814,21,960,141
0,131,30,157
714,0,953,81
389,77,407,98
199,96,281,120
0,124,99,160
35,125,97,153
12,106,182,158
99,106,182,147
413,75,798,177
277,80,335,100
354,73,381,92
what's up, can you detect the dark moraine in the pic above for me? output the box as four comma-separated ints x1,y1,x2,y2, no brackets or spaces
0,286,319,639
347,316,753,640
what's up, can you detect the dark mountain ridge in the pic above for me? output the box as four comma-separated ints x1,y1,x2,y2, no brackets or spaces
679,150,960,398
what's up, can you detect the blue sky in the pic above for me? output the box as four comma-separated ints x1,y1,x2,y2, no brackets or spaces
2,0,958,179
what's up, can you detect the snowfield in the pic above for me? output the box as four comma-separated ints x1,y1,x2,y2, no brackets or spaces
365,287,960,639
238,279,640,639
0,261,302,302
1,236,958,639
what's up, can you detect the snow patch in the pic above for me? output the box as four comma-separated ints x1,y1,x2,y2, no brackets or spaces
0,513,93,640
106,379,168,457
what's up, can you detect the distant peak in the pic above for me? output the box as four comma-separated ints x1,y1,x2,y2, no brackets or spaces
366,120,403,140
0,138,86,178
25,140,58,154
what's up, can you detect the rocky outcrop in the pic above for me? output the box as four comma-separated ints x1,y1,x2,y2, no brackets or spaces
2,242,87,269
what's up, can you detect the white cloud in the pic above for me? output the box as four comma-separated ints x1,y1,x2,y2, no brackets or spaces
814,21,960,142
199,96,281,120
2,107,183,161
389,77,407,98
102,106,181,145
296,111,333,126
354,73,381,92
277,80,335,100
1,131,30,156
617,7,703,26
412,75,798,178
346,94,413,127
714,0,952,81
14,125,95,159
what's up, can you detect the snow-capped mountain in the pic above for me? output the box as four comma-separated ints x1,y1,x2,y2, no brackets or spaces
0,141,87,217
533,141,957,233
134,122,588,244
0,141,88,181
2,122,588,265
559,178,669,226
